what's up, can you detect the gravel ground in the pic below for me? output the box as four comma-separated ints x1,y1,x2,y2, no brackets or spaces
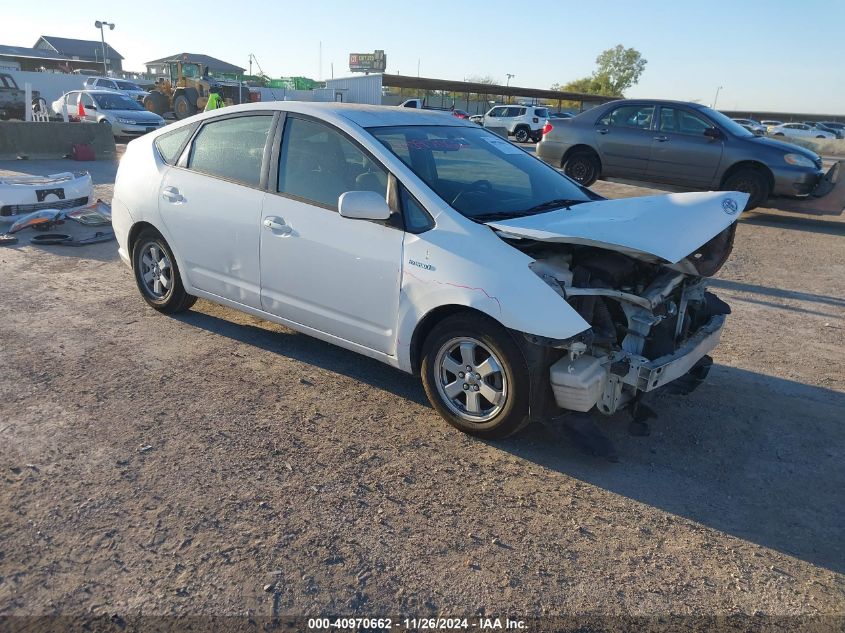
0,150,843,629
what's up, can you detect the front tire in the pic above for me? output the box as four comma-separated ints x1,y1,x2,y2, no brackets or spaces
143,91,168,116
421,313,530,439
173,94,196,120
722,167,771,211
563,149,600,186
132,229,196,313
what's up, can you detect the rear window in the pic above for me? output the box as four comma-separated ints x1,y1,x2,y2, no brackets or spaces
154,123,197,165
534,108,549,118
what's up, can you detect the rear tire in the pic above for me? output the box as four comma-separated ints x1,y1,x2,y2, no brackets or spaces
563,149,600,186
722,167,771,211
421,313,530,439
514,126,530,143
132,229,196,313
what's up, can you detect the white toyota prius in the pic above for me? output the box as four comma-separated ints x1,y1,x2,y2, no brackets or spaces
113,103,747,439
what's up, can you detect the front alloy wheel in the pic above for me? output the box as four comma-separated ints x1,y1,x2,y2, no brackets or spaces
434,337,507,422
421,312,530,439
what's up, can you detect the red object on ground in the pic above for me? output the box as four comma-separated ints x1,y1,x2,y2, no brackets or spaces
71,144,95,161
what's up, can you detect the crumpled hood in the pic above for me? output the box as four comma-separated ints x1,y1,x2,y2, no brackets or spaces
487,191,749,263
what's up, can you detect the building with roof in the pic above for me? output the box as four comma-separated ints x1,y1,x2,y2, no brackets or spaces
0,36,124,73
34,36,124,73
145,53,245,78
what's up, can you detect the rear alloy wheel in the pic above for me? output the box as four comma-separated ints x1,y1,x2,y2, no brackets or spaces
132,229,196,313
563,150,600,186
421,313,530,439
514,127,530,143
722,168,771,211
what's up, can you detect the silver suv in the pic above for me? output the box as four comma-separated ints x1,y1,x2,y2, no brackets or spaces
83,77,148,103
483,104,549,143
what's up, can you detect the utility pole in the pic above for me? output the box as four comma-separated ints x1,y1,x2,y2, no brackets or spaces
506,73,515,86
94,20,115,76
712,85,723,109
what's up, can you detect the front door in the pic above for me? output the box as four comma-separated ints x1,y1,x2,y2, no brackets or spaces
259,115,404,354
647,106,724,187
157,112,275,307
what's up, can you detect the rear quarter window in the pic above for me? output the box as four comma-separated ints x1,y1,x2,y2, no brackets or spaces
534,108,549,118
154,123,198,165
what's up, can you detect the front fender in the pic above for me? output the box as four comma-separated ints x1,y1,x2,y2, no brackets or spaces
394,223,589,372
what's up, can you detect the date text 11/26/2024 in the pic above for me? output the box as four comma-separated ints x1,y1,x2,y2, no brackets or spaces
307,617,527,630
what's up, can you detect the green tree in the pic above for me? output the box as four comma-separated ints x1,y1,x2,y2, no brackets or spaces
552,45,647,97
593,45,647,95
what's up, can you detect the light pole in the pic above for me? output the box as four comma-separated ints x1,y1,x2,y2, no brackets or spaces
712,85,723,110
506,73,515,86
94,20,115,77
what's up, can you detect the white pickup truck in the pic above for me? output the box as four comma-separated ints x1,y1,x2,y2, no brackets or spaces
398,98,469,119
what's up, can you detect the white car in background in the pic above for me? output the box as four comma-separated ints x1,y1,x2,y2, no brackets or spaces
112,103,746,439
768,122,836,140
483,104,550,142
84,77,148,103
731,118,766,135
760,120,783,133
51,89,165,138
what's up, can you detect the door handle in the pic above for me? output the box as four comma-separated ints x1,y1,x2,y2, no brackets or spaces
653,135,669,142
596,128,609,135
263,217,292,235
162,186,184,203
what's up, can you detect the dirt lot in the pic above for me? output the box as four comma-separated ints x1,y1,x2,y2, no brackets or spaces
1,150,843,629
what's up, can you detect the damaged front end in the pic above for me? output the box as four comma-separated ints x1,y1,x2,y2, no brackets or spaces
514,224,737,416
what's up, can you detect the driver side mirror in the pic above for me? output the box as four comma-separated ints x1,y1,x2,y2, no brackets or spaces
703,127,721,139
338,191,391,221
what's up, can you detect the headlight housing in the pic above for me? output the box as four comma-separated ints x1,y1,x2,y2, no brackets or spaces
783,153,816,168
116,118,136,124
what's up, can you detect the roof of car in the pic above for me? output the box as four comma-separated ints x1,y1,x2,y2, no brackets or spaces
201,101,474,128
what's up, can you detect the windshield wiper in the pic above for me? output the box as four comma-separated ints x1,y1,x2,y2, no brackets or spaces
519,198,587,214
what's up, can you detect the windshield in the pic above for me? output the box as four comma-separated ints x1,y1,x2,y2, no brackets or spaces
699,107,754,137
115,81,141,91
94,93,144,111
369,125,593,220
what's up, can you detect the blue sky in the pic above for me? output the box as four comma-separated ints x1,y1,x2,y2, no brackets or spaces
5,0,844,113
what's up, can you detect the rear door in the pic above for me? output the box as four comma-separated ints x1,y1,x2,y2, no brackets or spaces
259,114,404,354
647,106,724,187
593,103,655,177
80,93,98,123
157,112,276,308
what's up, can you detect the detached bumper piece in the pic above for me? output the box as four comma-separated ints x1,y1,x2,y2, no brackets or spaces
549,315,725,415
0,171,93,218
